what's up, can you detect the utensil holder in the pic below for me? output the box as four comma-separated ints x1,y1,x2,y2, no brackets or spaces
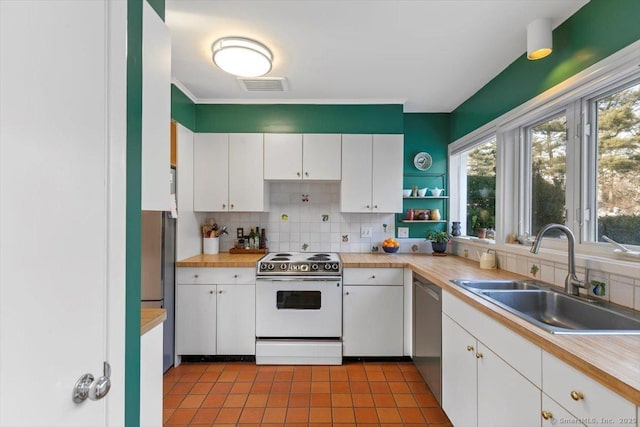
203,237,219,254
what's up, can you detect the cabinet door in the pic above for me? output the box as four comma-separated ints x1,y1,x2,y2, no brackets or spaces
193,133,228,211
217,284,256,355
141,5,171,211
264,133,302,180
175,285,216,355
477,343,540,427
303,134,341,180
343,285,403,356
442,314,478,427
372,134,403,212
229,133,265,211
341,134,373,212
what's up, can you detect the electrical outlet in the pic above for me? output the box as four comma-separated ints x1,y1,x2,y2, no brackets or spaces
360,226,372,238
397,227,409,238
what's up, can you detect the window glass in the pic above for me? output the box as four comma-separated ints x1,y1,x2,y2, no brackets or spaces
466,137,496,236
594,82,640,245
529,115,567,236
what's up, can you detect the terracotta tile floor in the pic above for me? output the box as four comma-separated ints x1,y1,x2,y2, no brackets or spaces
163,360,452,426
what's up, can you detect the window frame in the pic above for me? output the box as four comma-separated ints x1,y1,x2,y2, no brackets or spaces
448,39,640,259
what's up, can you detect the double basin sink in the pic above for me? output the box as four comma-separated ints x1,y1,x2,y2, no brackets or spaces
451,279,640,335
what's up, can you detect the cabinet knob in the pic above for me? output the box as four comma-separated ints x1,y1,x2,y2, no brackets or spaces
305,172,309,177
374,205,378,209
230,204,234,209
218,290,223,294
194,274,199,279
570,391,584,401
345,291,350,295
466,345,474,352
475,352,483,359
209,290,214,294
222,204,226,209
233,274,238,278
297,172,301,177
366,205,370,209
370,275,376,279
541,411,553,420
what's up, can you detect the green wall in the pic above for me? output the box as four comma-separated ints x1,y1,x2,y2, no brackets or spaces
451,0,640,141
401,113,451,238
195,104,404,134
171,85,196,130
146,0,164,20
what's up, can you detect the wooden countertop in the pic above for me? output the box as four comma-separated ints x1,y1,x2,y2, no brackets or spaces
176,251,640,405
176,253,265,267
141,308,166,335
343,253,640,406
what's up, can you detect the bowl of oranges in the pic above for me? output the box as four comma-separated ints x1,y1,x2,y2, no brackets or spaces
381,238,400,253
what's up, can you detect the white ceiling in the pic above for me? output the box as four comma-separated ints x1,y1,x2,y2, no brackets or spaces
166,0,589,112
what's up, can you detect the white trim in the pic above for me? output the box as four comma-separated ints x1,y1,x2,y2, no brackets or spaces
450,39,640,149
171,78,198,102
190,97,407,106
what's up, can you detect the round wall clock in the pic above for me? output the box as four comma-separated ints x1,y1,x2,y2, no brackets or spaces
413,152,432,171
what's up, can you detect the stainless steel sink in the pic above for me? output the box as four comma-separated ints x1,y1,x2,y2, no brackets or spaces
452,279,541,291
451,280,640,335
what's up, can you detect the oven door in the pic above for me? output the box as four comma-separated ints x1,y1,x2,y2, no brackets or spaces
255,278,342,338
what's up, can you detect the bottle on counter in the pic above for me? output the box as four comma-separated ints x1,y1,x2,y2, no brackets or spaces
255,226,260,249
248,228,255,249
259,228,266,249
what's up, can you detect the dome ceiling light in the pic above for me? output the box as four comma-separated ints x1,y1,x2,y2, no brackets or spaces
527,18,552,60
211,37,273,77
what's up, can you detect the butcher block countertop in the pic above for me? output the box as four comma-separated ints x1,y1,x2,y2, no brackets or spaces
177,251,640,405
141,308,166,335
176,253,265,267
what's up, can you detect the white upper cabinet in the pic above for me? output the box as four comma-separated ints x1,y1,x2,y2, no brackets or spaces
264,133,341,180
141,2,171,211
341,134,403,212
193,133,266,212
193,133,229,212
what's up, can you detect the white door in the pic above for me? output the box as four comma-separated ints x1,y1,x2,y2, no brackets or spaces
193,133,229,211
228,133,264,211
1,1,126,426
303,134,342,180
175,285,217,355
217,284,256,355
372,134,404,212
341,134,373,212
264,133,303,180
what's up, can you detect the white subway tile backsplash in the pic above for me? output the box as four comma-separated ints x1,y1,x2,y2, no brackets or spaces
609,274,635,308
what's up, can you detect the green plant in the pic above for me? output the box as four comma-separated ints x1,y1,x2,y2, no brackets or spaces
426,230,452,243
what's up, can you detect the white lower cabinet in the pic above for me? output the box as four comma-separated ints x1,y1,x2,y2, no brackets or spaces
140,322,163,427
542,352,637,427
216,284,255,355
442,314,540,427
342,268,403,356
443,291,639,427
176,268,256,356
176,284,217,355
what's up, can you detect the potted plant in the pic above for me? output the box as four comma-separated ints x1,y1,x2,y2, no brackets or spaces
471,214,487,238
426,230,452,254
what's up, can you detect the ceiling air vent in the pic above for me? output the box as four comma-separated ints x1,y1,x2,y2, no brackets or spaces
237,77,288,92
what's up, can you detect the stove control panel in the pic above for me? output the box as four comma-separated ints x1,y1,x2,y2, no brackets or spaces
258,262,340,274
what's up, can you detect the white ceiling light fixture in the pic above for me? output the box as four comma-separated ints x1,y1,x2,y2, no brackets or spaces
212,37,273,77
527,18,553,60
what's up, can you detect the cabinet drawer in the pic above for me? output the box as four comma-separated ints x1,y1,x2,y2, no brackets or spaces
343,268,403,285
542,351,636,426
176,267,255,285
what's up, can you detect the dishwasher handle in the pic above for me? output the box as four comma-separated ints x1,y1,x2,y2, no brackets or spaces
414,280,441,302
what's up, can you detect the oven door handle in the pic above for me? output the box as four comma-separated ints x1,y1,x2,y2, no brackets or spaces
256,278,341,282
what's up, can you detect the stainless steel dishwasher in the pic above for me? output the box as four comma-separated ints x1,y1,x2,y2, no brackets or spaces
413,274,442,404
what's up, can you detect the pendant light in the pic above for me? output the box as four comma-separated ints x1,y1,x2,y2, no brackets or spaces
527,18,552,60
212,37,273,77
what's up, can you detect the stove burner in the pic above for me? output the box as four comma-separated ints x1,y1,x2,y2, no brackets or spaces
271,257,290,261
275,253,292,257
307,255,330,261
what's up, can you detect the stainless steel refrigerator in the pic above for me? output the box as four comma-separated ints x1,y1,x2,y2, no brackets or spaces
141,168,176,373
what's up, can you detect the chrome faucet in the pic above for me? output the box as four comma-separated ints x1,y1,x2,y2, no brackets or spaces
530,223,585,296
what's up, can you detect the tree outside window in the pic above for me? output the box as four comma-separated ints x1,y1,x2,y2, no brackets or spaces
466,138,496,236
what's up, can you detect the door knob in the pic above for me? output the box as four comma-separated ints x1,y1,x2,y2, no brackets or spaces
72,362,111,403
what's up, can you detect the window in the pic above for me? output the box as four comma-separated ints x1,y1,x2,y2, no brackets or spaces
589,81,640,245
527,114,568,237
465,137,497,236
